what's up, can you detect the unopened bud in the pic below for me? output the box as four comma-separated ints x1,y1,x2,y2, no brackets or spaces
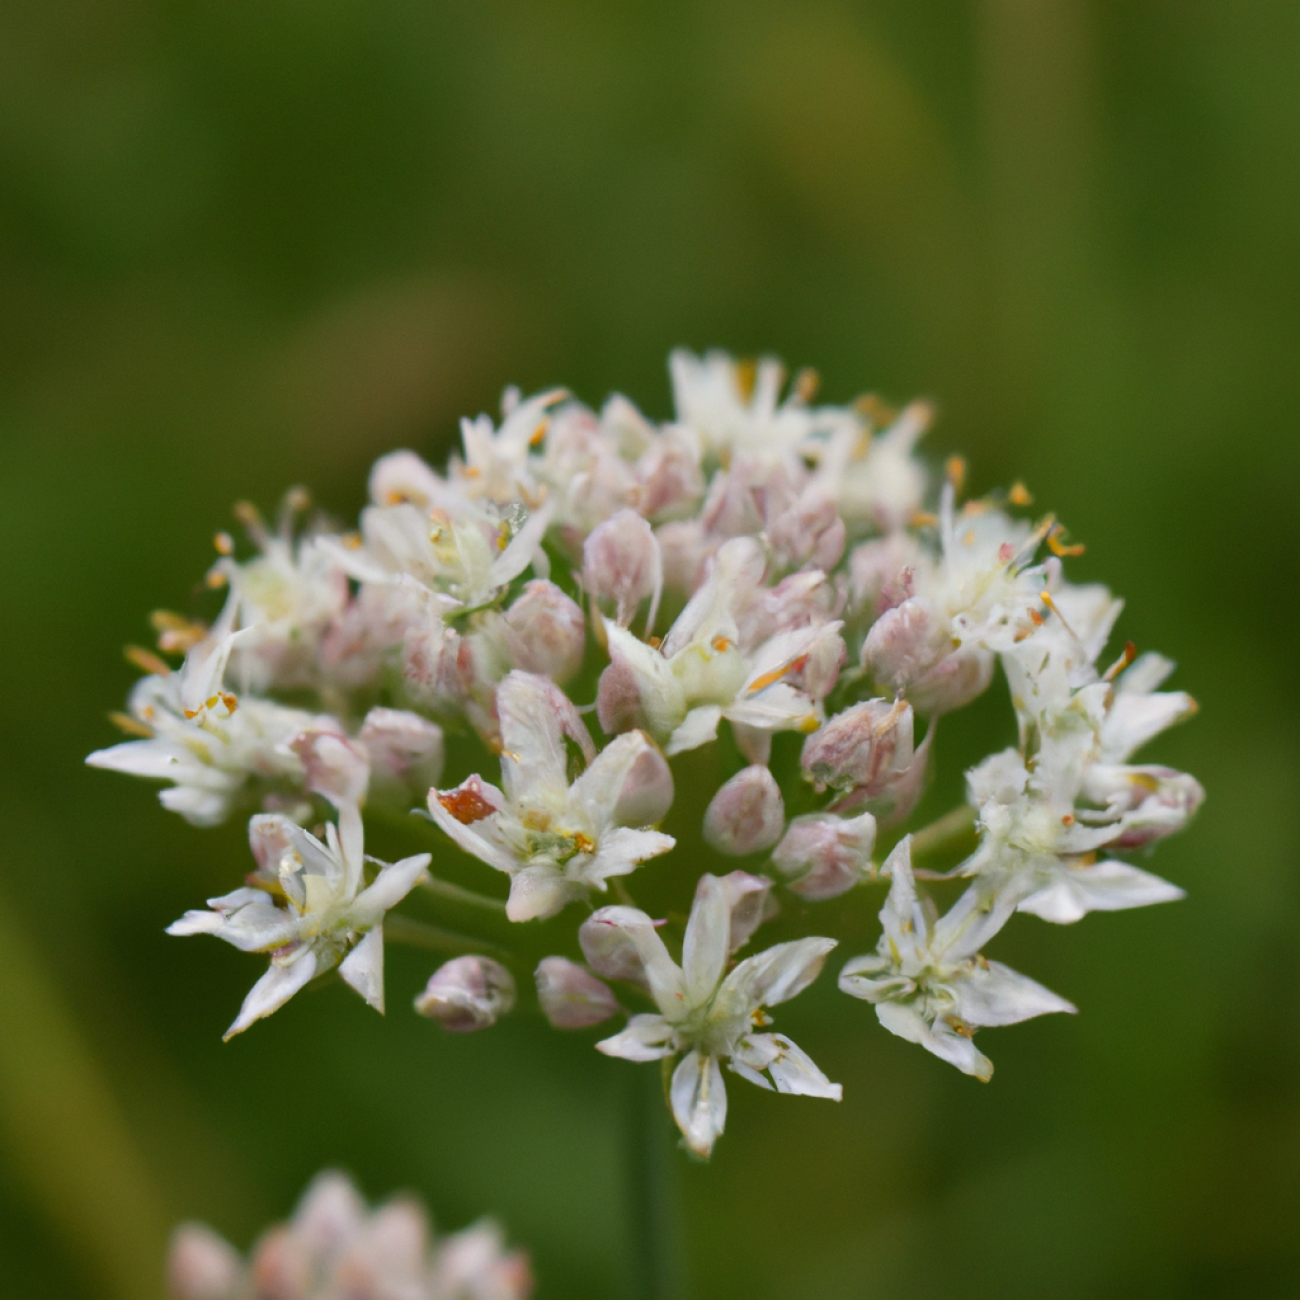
291,728,369,805
1084,764,1206,849
358,707,445,795
801,699,914,796
861,598,947,693
502,580,586,683
248,1227,312,1300
415,956,516,1032
906,643,994,716
704,870,774,952
583,509,662,627
848,535,923,616
535,957,620,1028
579,906,656,985
768,489,846,572
703,766,785,856
611,738,674,826
167,1225,242,1300
772,811,877,900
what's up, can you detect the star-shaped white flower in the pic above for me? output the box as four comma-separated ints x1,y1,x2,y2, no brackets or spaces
428,672,675,921
840,838,1075,1081
593,872,840,1157
168,803,429,1038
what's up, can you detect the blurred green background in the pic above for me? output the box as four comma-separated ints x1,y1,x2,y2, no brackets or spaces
1,2,1296,1296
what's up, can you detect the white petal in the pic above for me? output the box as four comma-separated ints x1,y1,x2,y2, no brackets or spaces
488,499,553,589
505,865,572,922
427,786,516,874
875,1000,992,1081
602,622,684,740
665,704,723,756
595,1013,675,1061
339,926,386,1012
723,682,818,733
748,1032,842,1100
720,936,836,1011
579,905,660,984
681,874,731,1005
497,671,594,802
223,950,319,1040
86,739,189,780
582,826,675,885
569,732,660,835
954,960,1076,1026
352,853,431,925
1018,859,1185,923
670,1050,728,1158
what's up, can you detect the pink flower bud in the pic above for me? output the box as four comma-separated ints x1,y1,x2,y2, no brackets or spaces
635,429,704,520
703,870,774,952
502,580,585,683
535,957,620,1028
248,1227,312,1300
801,699,914,796
579,906,656,985
848,535,923,616
358,707,444,794
703,766,785,856
583,509,662,627
414,956,516,1032
595,646,650,737
611,738,674,826
861,598,948,693
1084,764,1206,849
290,728,368,805
768,489,846,573
167,1225,242,1300
772,812,877,900
906,643,993,716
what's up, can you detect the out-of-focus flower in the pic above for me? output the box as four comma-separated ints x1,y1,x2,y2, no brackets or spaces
167,1170,532,1300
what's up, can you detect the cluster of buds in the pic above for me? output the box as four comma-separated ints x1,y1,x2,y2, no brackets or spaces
167,1170,531,1300
89,350,1202,1158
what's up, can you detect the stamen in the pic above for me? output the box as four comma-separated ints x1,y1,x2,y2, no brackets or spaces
213,531,234,555
1008,481,1033,507
124,645,171,677
1047,523,1086,557
1103,640,1137,681
794,367,820,403
945,455,967,497
108,711,154,738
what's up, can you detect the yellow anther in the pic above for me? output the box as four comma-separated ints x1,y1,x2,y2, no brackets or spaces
1047,524,1086,557
108,711,154,738
945,455,967,496
734,357,758,403
910,510,938,528
711,636,733,653
1008,481,1033,507
213,531,234,555
529,418,549,447
205,569,228,588
794,367,820,403
124,645,171,677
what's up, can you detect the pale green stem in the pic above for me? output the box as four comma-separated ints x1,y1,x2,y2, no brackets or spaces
418,874,508,914
909,804,978,859
384,914,511,963
625,1063,688,1300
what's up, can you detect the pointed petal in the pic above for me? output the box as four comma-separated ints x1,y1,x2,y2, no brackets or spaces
1018,859,1185,923
754,1033,842,1100
720,936,836,1010
353,854,431,925
488,499,554,589
665,705,722,756
682,874,731,1004
595,1013,675,1061
339,927,385,1012
875,1000,992,1081
569,732,658,835
497,671,594,803
583,826,675,885
954,960,1076,1027
427,784,516,874
223,950,319,1040
671,1050,728,1158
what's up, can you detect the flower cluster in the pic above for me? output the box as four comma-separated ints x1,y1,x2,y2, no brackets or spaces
89,350,1202,1157
167,1170,531,1300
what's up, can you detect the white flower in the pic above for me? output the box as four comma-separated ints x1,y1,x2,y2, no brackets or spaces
167,805,429,1038
86,673,323,827
597,537,841,759
594,872,840,1157
428,672,675,921
840,838,1075,1080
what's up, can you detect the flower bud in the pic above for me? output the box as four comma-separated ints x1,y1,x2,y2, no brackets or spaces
502,579,585,683
703,766,785,856
768,489,846,573
611,738,674,826
291,728,369,805
906,644,993,716
801,699,914,796
848,534,924,617
535,957,620,1028
583,509,662,627
1083,764,1206,849
635,428,704,521
414,956,516,1032
248,1227,312,1300
579,906,657,985
167,1225,242,1300
861,598,947,694
705,870,774,952
358,707,445,795
772,811,877,900
434,1222,534,1300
